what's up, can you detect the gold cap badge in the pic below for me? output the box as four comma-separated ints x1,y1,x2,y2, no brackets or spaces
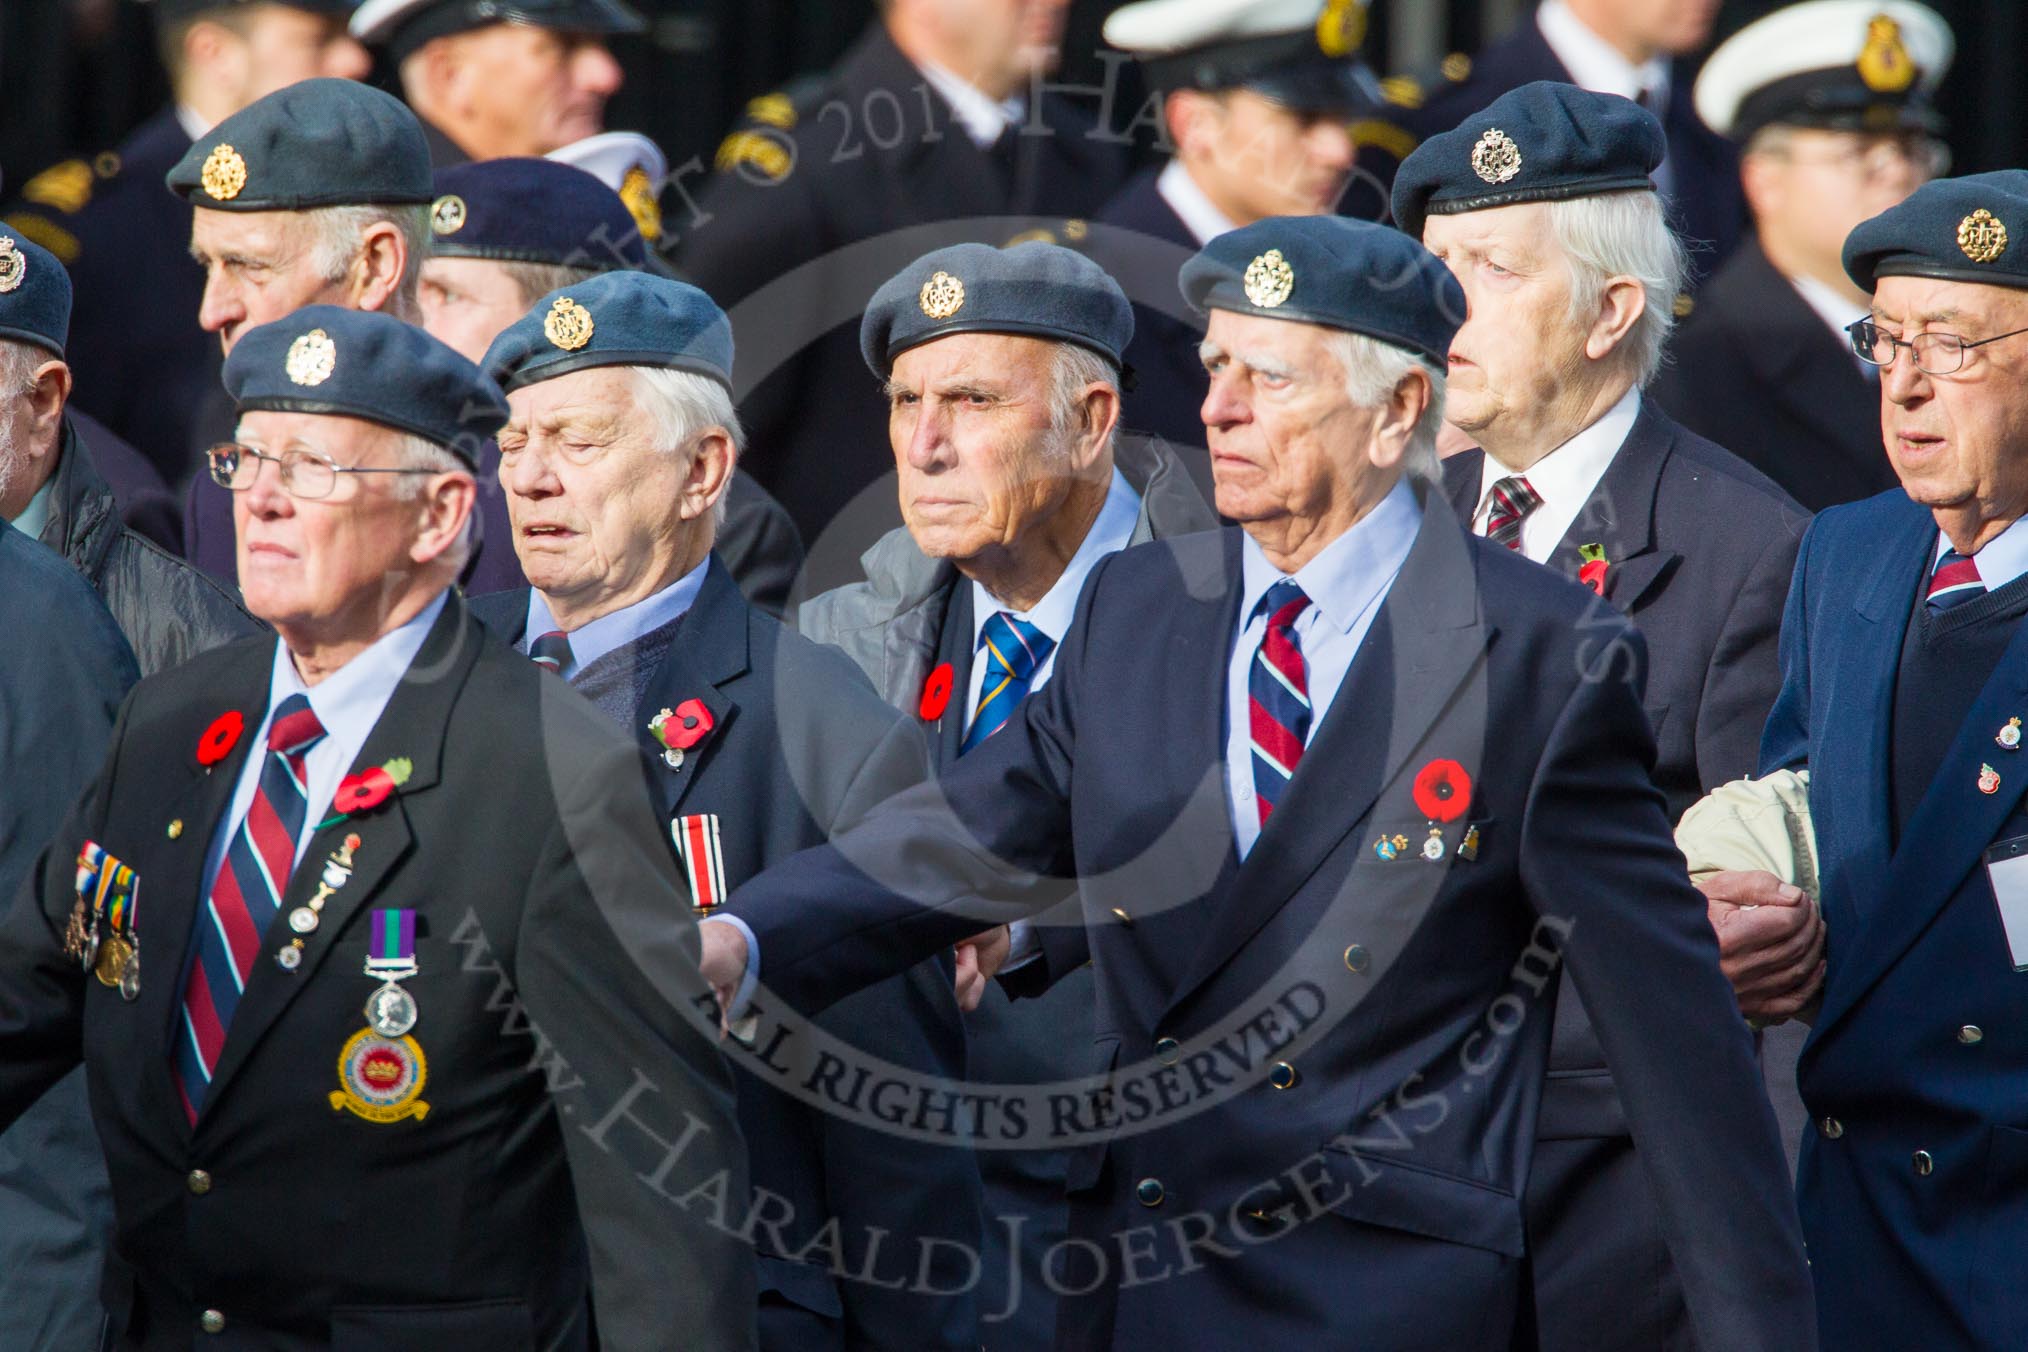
1471,127,1523,185
620,166,663,243
286,329,337,387
1315,0,1367,59
544,296,595,351
201,144,247,202
1959,209,2008,265
430,194,466,236
919,271,965,320
1857,15,1916,94
1242,249,1296,308
0,238,24,295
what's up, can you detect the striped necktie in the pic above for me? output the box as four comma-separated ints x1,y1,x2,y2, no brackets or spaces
1248,579,1313,825
175,693,325,1122
961,612,1055,755
1484,476,1543,551
529,629,573,675
1928,548,1985,612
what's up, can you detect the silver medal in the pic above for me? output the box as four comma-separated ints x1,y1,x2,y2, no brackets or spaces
118,950,140,1002
276,945,303,972
365,982,418,1038
288,906,320,935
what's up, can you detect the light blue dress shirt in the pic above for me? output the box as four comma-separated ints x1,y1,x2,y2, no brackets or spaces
1934,515,2028,590
1224,477,1421,859
201,590,447,904
520,556,710,675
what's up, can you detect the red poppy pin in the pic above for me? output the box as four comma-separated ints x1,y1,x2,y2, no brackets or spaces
919,662,955,721
319,757,413,827
1412,758,1472,823
196,711,244,767
1578,543,1610,597
649,699,714,769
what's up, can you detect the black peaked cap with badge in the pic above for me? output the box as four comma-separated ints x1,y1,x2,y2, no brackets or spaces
1102,0,1383,115
1179,214,1465,364
349,0,641,61
0,232,71,359
429,158,649,271
482,271,732,393
860,241,1133,379
167,78,432,210
224,305,508,461
1390,80,1665,240
1844,170,2028,292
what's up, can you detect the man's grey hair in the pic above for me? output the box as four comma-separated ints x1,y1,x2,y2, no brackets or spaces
499,261,608,309
1334,332,1446,482
627,365,744,528
1047,343,1122,460
1545,190,1688,389
304,203,430,320
390,430,473,567
0,340,44,399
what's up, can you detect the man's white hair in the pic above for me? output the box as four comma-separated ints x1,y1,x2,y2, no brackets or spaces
1544,191,1689,388
626,365,744,528
0,340,42,399
1046,343,1122,459
303,203,430,319
1333,332,1446,482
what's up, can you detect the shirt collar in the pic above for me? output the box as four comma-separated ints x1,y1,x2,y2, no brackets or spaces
9,472,56,542
917,59,1026,150
1476,386,1641,524
1536,0,1670,105
1788,272,1870,356
526,555,710,677
175,104,211,142
1240,475,1422,635
1156,159,1242,247
268,589,448,746
971,466,1142,649
1936,516,2028,592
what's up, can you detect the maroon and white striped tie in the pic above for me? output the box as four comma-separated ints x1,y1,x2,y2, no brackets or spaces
1484,476,1543,551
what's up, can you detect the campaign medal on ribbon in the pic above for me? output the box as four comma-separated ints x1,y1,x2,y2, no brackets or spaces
281,832,362,968
70,841,142,1000
671,814,729,914
362,907,421,1038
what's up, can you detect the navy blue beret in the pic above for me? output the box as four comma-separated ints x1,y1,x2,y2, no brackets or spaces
1844,170,2028,293
168,79,432,211
481,271,732,394
1391,81,1664,239
860,242,1133,379
429,158,647,271
0,233,71,359
1178,215,1464,364
224,306,507,462
351,0,641,61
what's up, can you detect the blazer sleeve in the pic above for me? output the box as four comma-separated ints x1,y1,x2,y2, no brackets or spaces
1758,516,1819,776
1694,517,1804,792
1520,617,1817,1352
512,703,756,1352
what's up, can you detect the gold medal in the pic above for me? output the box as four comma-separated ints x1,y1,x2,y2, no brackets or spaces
93,933,132,989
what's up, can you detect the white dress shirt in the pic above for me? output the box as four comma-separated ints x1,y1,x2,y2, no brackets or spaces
1472,386,1642,563
1224,476,1421,859
1155,159,1241,247
1789,272,1874,375
519,557,710,676
1536,0,1673,195
201,591,447,902
918,59,1026,150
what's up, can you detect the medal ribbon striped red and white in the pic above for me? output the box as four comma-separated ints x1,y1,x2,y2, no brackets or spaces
672,814,728,913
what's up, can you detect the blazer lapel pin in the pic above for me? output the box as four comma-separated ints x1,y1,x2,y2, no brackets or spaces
649,698,714,770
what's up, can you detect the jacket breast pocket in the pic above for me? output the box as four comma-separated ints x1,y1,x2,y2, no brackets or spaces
329,1298,533,1352
1315,1144,1525,1258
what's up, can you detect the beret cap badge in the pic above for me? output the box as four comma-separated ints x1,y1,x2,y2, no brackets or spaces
201,143,248,202
1857,15,1916,95
1471,127,1523,185
544,296,595,351
0,238,24,294
430,194,467,236
1958,209,2008,265
621,167,663,243
918,271,966,320
285,329,337,387
1242,249,1296,308
1314,0,1366,59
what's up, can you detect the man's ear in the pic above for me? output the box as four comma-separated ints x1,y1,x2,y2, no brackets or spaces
350,221,411,315
678,429,737,523
1585,277,1648,366
25,360,72,454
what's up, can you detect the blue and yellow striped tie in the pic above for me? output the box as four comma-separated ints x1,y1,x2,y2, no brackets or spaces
961,612,1055,755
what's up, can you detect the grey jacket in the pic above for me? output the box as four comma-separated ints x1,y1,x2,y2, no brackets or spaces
798,431,1216,705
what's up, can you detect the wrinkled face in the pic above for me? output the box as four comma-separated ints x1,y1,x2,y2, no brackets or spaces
235,5,372,98
887,333,1074,564
1181,90,1357,222
1871,276,2028,522
1421,203,1588,436
232,410,434,632
449,24,624,156
1748,129,1938,270
1198,310,1377,529
1611,0,1721,55
419,258,531,365
191,209,348,354
928,0,1071,90
498,367,694,613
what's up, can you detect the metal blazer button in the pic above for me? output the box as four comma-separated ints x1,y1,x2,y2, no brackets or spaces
1268,1061,1299,1090
1820,1116,1843,1139
200,1310,225,1334
1136,1177,1165,1207
186,1170,212,1196
1913,1150,1934,1176
1154,1037,1180,1066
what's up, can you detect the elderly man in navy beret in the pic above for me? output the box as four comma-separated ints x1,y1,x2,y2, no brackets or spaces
1752,169,2028,1350
699,215,1815,1351
1393,79,1814,1352
417,156,805,610
0,305,753,1347
796,239,1212,1349
469,270,976,1351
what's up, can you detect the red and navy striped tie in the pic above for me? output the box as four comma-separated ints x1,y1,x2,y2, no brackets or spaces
1927,548,1985,612
529,629,573,675
174,694,325,1123
1248,579,1312,825
1484,475,1543,551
